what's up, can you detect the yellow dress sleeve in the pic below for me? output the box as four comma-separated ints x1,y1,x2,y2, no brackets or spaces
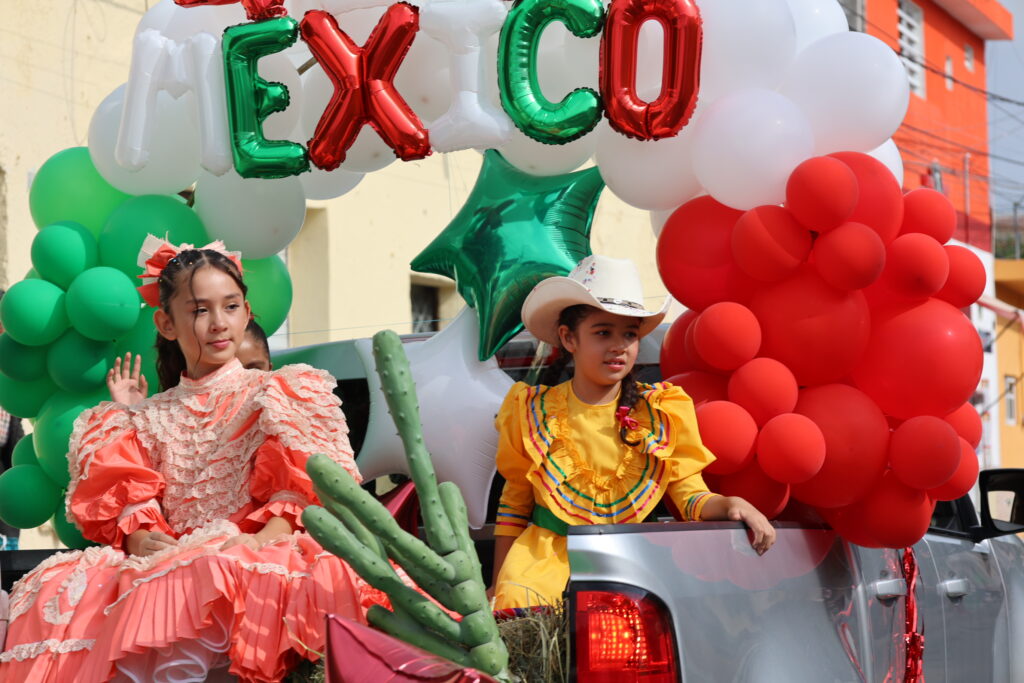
494,383,535,538
642,382,721,521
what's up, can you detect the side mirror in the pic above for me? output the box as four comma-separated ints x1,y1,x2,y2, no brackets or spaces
974,469,1024,541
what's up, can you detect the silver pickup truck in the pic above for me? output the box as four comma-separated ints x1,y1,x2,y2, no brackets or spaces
566,470,1024,682
279,327,1024,682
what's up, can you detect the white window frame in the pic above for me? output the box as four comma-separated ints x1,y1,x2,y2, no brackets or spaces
1006,375,1018,425
898,0,926,98
964,44,975,72
945,56,954,91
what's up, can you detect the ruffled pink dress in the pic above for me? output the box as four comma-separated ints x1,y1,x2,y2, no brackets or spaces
0,359,388,682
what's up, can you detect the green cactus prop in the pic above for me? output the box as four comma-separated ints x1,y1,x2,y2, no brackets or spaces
303,330,510,681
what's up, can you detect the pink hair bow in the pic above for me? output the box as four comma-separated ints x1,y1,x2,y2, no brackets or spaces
616,406,639,431
136,234,244,308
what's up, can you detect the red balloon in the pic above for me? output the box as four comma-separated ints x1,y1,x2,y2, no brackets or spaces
300,6,430,171
666,371,728,406
929,438,980,501
749,266,871,386
600,0,702,140
727,357,798,426
785,156,859,232
889,416,962,490
175,0,286,22
660,310,698,377
829,152,904,245
811,221,885,291
936,245,986,309
880,233,949,300
757,413,826,484
852,299,983,419
692,303,762,371
696,400,758,475
657,196,753,311
818,505,883,548
944,402,982,449
705,460,790,519
731,205,813,282
900,188,956,243
791,384,889,508
683,321,716,373
849,470,934,548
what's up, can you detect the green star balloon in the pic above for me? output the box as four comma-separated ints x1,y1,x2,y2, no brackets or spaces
412,150,604,360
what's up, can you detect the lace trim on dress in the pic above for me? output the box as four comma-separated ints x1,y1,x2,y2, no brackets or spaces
65,406,136,531
42,564,89,626
269,490,308,507
0,638,95,662
117,499,162,523
7,546,123,624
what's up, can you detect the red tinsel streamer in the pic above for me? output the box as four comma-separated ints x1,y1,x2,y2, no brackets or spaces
901,546,925,682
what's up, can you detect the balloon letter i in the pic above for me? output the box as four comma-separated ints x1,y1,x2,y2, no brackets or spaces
222,17,310,179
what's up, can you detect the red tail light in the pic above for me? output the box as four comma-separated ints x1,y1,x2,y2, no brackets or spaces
573,587,679,682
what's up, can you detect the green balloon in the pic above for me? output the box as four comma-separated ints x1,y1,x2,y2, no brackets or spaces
11,435,39,468
498,0,604,144
223,17,309,178
66,267,141,341
0,372,57,419
32,221,99,289
34,389,107,489
52,509,97,550
0,279,70,345
411,151,604,360
48,330,114,394
0,333,49,381
242,255,292,336
25,268,41,280
114,313,159,393
29,147,132,237
0,465,62,529
99,195,209,278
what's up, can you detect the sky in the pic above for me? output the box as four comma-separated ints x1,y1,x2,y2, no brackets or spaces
987,0,1024,217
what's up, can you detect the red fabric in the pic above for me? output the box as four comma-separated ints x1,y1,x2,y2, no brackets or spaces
325,615,498,683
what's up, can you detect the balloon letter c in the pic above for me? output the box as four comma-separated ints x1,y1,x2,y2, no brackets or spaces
600,0,703,140
497,0,605,145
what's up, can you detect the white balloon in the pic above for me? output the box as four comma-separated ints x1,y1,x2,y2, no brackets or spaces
89,85,201,196
692,88,814,210
595,116,703,211
866,138,905,187
779,31,910,155
193,170,307,260
499,126,596,176
355,309,513,528
259,54,304,142
300,166,365,201
698,0,797,103
784,0,850,53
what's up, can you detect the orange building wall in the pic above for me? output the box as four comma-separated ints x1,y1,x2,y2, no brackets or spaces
865,0,995,251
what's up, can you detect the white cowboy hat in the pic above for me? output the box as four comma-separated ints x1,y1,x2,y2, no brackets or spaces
522,255,669,346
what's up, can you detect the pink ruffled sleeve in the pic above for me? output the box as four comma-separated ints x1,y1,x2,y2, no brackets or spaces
66,404,174,549
248,364,359,529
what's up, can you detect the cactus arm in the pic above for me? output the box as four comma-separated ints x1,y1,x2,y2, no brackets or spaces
319,495,387,561
367,605,475,668
371,332,457,555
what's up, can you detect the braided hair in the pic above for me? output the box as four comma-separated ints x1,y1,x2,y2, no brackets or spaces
155,249,248,391
546,304,642,446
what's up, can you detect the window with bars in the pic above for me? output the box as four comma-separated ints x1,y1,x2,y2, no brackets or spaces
411,284,440,334
964,44,975,72
837,0,864,32
898,0,926,98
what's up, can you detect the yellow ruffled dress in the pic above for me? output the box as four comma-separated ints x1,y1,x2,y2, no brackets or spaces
493,380,720,609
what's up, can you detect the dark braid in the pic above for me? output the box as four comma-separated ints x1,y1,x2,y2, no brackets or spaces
551,304,642,446
155,249,248,391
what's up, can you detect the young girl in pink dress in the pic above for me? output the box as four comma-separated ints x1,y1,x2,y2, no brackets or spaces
0,237,387,682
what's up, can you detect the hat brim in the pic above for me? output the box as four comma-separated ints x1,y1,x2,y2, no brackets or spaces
521,277,669,346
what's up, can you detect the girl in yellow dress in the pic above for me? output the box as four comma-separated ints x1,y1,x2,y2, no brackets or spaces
491,255,776,609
